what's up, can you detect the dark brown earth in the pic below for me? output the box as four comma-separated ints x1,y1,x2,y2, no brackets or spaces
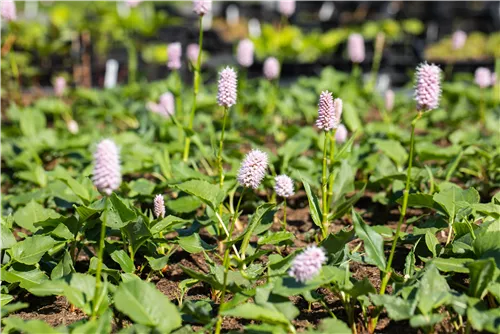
9,190,460,333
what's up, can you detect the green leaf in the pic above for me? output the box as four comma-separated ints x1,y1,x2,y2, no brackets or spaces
240,203,276,256
370,294,414,321
145,255,171,271
426,257,472,273
178,233,215,254
56,173,90,203
409,313,445,328
221,303,290,326
128,179,156,197
330,185,366,220
343,101,362,132
2,317,59,334
424,231,440,258
1,268,49,290
29,280,67,297
69,309,113,334
1,302,29,317
417,265,449,314
110,249,135,273
13,200,61,232
123,217,152,256
320,229,354,265
172,180,225,210
1,294,14,307
302,179,322,229
150,215,190,235
257,231,294,245
316,318,351,334
114,280,182,333
352,209,386,270
467,300,500,333
1,224,17,250
473,220,500,265
401,193,441,211
102,194,137,229
166,196,202,213
11,235,55,265
373,139,408,167
51,250,75,280
467,258,496,299
75,204,101,222
472,203,500,219
330,160,355,203
433,187,480,218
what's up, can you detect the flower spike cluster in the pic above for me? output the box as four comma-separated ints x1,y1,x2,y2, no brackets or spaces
289,245,327,283
316,91,342,131
274,175,295,198
452,30,467,50
237,39,254,68
167,42,182,70
415,62,441,111
92,139,122,196
54,77,67,97
263,57,280,80
237,149,268,189
385,89,395,112
1,0,16,22
335,124,348,144
474,67,492,89
217,67,238,108
186,43,200,64
193,0,211,16
154,194,165,219
279,0,296,17
147,92,175,118
348,33,365,64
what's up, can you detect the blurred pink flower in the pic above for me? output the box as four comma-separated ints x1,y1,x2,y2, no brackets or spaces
125,0,142,8
167,42,182,70
217,67,238,108
348,33,365,64
236,39,254,68
474,67,492,89
193,0,211,16
263,57,280,80
186,43,200,64
1,0,16,22
335,124,348,144
451,30,467,50
385,89,395,112
279,0,296,17
54,76,67,97
274,174,294,198
289,245,326,283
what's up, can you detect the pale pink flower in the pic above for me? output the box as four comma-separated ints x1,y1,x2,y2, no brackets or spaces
316,91,337,131
279,0,296,17
92,139,122,196
154,194,165,218
451,30,467,50
335,124,348,144
274,175,294,198
415,63,441,111
67,120,79,135
289,246,326,283
217,67,238,108
237,149,268,189
474,67,492,89
186,43,200,64
125,0,142,8
263,57,280,80
236,39,254,68
167,42,182,70
385,89,395,111
193,0,211,16
348,33,365,64
54,76,67,97
1,0,16,22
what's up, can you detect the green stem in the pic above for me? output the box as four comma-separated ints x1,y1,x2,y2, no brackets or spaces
175,70,183,119
327,129,337,208
218,107,229,188
92,197,108,320
283,199,287,229
479,89,485,124
183,17,204,162
125,39,137,84
321,133,329,238
379,111,422,295
368,34,384,92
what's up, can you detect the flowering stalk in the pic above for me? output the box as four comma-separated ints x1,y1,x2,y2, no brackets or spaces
275,175,295,228
124,39,137,84
321,134,329,238
218,107,229,189
327,128,338,206
368,32,385,92
183,17,204,162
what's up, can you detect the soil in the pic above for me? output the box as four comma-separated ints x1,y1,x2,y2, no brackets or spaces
8,190,459,333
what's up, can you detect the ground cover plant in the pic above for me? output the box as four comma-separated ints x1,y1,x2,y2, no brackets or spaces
1,1,500,333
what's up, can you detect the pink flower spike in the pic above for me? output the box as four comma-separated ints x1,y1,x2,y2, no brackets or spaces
187,43,200,64
92,139,122,196
154,194,165,219
237,149,268,189
54,76,67,97
335,124,348,144
1,0,16,22
316,91,337,132
263,57,280,80
279,0,296,17
159,92,175,117
167,42,182,70
333,98,343,124
474,67,492,89
125,0,142,8
217,67,238,108
274,175,295,198
289,245,327,283
415,62,441,111
451,30,467,50
385,90,395,112
236,39,254,68
193,0,211,16
348,33,365,64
